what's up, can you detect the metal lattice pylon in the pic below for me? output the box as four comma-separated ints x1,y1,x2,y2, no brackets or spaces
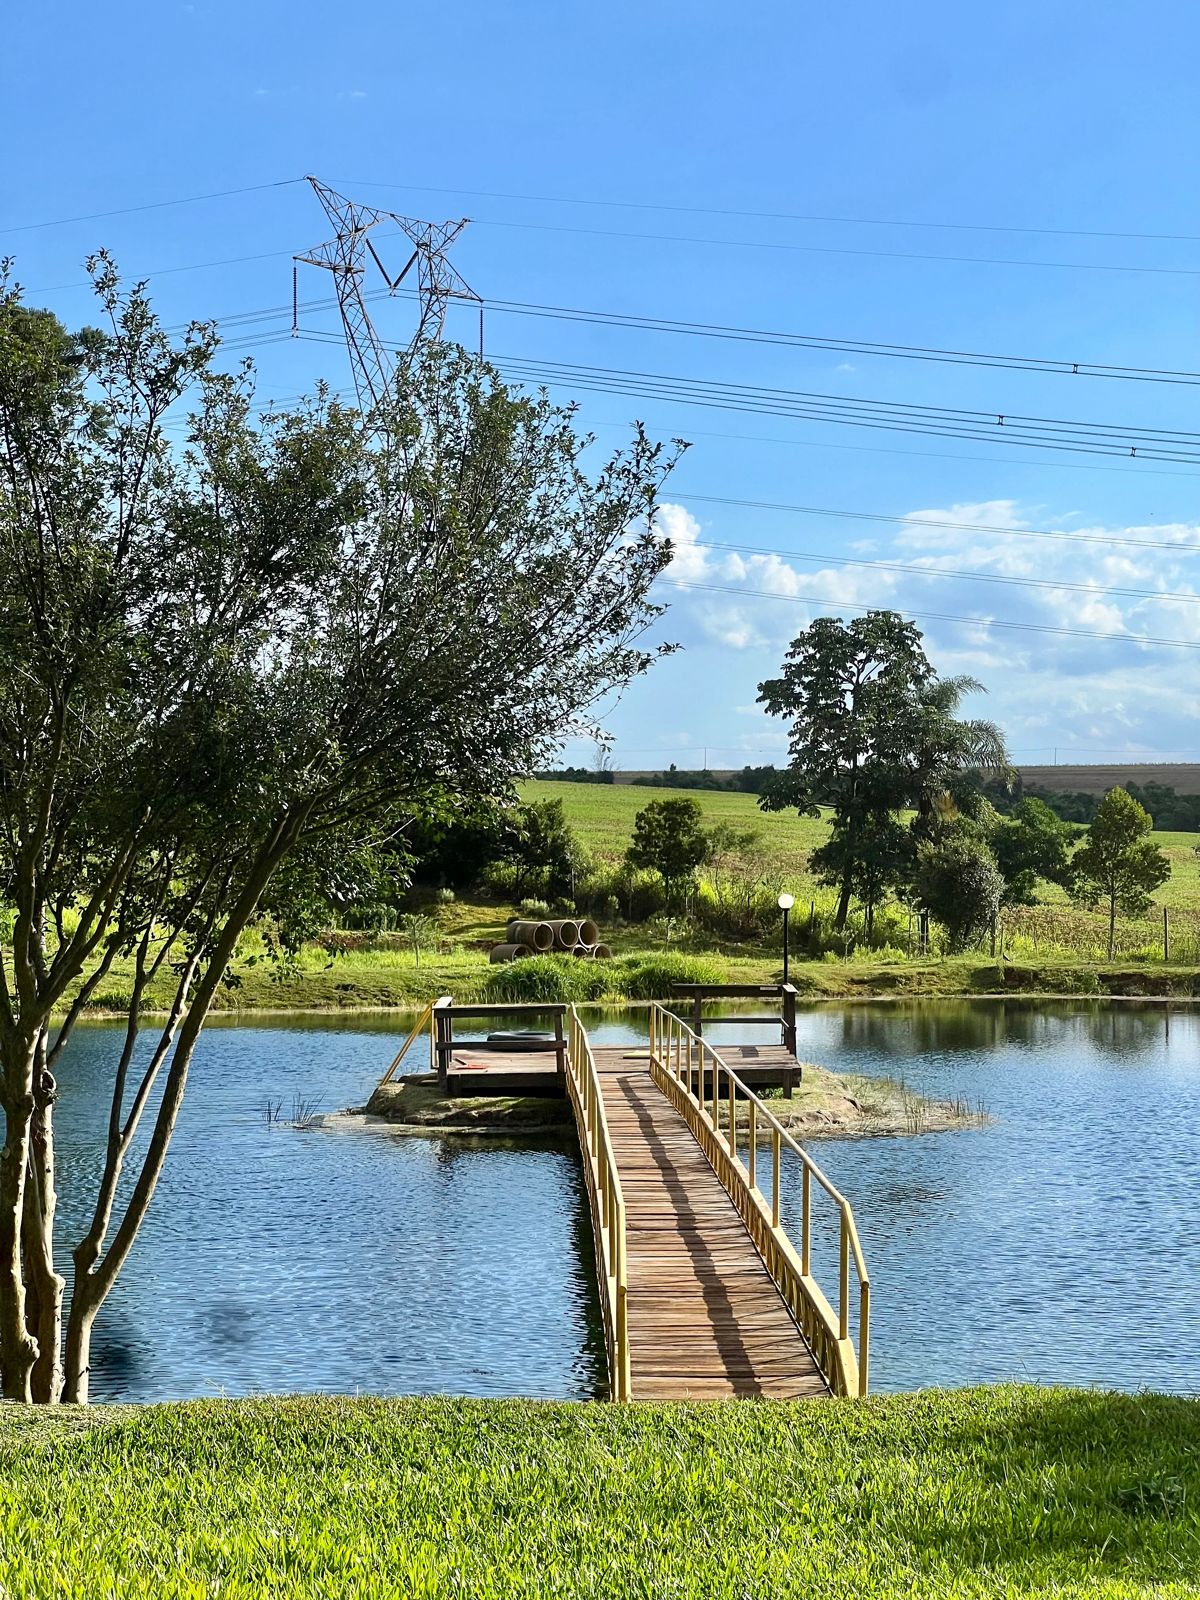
293,176,482,412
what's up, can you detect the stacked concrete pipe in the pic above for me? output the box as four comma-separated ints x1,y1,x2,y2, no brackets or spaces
492,916,612,961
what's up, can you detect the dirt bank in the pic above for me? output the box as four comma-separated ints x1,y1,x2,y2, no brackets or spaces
356,1065,982,1139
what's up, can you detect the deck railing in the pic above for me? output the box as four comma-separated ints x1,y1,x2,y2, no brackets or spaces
565,1007,630,1401
648,1002,870,1397
377,999,439,1086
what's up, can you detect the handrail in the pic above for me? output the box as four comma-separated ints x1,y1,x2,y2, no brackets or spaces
648,1002,870,1397
378,999,437,1086
564,1006,631,1402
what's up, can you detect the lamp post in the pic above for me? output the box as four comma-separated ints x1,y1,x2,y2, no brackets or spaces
778,892,795,983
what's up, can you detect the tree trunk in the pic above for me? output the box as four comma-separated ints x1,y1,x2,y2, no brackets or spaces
0,1065,37,1401
62,838,291,1404
834,873,852,931
22,1057,64,1404
1108,893,1117,960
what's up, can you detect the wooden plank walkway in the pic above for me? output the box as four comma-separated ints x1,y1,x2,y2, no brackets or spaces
593,1045,828,1400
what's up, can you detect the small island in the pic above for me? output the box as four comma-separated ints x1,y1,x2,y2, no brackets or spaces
362,1060,983,1139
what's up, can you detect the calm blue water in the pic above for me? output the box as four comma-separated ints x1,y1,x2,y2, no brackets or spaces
52,1001,1200,1401
53,1017,606,1403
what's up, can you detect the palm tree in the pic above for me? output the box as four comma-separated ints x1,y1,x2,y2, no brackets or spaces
907,675,1012,838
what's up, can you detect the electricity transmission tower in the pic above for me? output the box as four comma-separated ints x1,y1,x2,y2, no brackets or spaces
292,176,483,411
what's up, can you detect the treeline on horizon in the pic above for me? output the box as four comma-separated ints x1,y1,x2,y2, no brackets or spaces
536,768,1200,829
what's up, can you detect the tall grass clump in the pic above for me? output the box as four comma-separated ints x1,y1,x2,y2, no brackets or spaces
616,952,724,998
484,955,614,1004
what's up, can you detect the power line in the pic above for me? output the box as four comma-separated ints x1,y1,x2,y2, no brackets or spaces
330,176,1200,248
672,494,1200,558
686,536,1200,607
0,179,304,238
490,354,1200,465
51,264,1200,390
474,215,1200,279
669,579,1200,652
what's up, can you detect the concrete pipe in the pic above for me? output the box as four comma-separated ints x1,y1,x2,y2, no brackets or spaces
490,943,536,964
571,945,594,959
547,918,581,949
507,920,554,952
576,919,600,947
593,944,613,960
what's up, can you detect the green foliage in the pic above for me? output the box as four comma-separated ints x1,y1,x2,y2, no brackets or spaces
483,955,610,1004
1071,788,1172,958
505,798,586,899
1,1389,1198,1596
625,797,710,905
915,830,1006,952
615,952,724,998
759,612,1008,927
992,796,1076,906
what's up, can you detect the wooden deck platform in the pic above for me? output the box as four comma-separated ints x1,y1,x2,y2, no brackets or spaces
593,1046,828,1400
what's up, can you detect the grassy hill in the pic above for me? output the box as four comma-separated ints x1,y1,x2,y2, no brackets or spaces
520,780,1200,910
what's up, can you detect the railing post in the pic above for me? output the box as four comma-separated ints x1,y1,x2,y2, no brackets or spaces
771,1128,781,1227
728,1070,736,1158
839,1217,850,1341
782,983,798,1059
748,1100,757,1191
802,1164,811,1277
859,1282,870,1397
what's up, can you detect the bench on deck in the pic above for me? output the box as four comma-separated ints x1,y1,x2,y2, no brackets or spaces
432,999,568,1097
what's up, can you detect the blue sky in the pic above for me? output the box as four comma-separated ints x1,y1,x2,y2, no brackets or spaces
7,0,1200,770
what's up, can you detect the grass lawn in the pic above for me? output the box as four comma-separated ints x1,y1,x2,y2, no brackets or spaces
2,1389,1197,1597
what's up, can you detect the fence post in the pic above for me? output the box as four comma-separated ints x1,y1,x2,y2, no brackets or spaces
1164,905,1170,963
782,983,798,1059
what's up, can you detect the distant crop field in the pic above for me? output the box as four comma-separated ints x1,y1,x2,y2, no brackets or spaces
1018,764,1200,795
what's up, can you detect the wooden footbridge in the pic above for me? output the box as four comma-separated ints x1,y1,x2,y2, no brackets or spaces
381,985,869,1402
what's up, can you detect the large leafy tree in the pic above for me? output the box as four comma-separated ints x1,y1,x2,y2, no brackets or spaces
1070,787,1170,958
758,612,1009,929
991,796,1076,906
626,797,710,909
914,829,1006,953
0,260,680,1404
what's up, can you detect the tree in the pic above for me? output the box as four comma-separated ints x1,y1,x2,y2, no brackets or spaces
505,798,585,900
991,797,1075,906
0,260,681,1404
626,798,709,908
758,612,1006,929
914,830,1005,953
1070,788,1170,958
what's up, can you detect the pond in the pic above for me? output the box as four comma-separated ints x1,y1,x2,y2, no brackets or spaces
53,1000,1200,1402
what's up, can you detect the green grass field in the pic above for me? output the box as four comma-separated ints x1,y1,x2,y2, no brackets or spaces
59,781,1200,1017
520,780,1200,908
520,778,834,881
3,1390,1197,1597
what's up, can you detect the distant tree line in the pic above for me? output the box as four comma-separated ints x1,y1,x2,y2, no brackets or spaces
982,776,1200,832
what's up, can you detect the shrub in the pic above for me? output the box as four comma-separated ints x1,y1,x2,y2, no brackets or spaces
483,955,618,1004
518,898,552,919
616,953,724,999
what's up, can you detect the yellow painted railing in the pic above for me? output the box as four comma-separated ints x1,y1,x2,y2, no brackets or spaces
648,1002,870,1397
565,1007,631,1401
378,1000,436,1086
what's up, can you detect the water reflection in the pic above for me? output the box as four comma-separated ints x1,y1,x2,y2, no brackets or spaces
55,1001,1200,1402
55,1022,606,1404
